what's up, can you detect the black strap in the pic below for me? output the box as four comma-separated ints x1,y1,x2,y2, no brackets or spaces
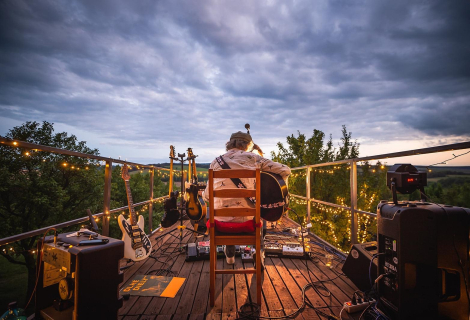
216,155,255,204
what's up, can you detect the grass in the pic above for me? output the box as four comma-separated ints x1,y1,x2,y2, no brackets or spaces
0,255,28,311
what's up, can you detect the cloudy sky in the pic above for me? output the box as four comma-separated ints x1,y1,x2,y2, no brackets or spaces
1,0,469,165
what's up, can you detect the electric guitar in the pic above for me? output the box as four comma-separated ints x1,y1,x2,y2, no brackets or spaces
185,148,207,222
118,165,152,261
161,146,179,228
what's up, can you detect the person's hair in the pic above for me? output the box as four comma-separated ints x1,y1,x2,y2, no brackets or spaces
226,139,254,152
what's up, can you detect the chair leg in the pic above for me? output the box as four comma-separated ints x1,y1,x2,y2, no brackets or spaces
256,245,262,305
210,242,216,307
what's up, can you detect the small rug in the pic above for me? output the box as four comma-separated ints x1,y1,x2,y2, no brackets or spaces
120,274,185,298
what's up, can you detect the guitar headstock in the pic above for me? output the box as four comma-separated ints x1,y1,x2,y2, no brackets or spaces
187,148,194,159
170,145,175,159
121,165,131,181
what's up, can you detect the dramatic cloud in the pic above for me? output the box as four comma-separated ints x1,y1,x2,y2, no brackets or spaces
0,0,469,163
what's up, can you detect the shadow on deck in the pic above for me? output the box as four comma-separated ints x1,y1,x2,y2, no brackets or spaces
119,218,360,320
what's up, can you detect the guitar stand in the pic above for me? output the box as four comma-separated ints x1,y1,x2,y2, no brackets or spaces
155,151,206,252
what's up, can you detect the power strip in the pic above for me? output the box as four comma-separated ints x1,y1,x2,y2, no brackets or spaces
343,299,376,313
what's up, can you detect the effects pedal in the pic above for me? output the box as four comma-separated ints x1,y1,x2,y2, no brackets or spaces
265,243,282,256
241,246,254,262
282,242,304,257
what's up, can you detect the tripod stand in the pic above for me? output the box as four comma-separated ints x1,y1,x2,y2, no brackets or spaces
155,151,206,251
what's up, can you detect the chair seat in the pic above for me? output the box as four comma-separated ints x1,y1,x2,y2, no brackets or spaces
206,218,256,233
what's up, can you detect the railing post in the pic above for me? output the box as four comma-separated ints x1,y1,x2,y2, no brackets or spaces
102,160,112,236
306,166,311,226
350,160,358,244
148,168,154,232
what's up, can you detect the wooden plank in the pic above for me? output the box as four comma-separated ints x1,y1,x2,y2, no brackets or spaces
159,252,197,315
155,315,172,320
120,225,187,317
281,258,332,318
271,257,318,319
233,256,250,311
175,259,204,315
291,258,351,309
139,315,157,320
222,258,237,315
191,259,210,315
249,259,282,318
143,250,187,315
214,207,256,217
264,257,304,320
213,169,256,179
213,188,256,198
188,314,205,320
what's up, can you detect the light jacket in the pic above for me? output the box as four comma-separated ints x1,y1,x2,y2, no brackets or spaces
202,148,291,222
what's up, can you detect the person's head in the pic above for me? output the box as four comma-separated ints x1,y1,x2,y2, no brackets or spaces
226,131,254,152
225,131,264,156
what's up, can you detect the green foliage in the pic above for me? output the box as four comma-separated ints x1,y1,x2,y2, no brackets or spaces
425,177,470,208
0,121,103,306
273,126,385,251
107,166,169,238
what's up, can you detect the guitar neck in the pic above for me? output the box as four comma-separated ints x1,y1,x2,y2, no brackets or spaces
124,180,137,225
169,160,174,196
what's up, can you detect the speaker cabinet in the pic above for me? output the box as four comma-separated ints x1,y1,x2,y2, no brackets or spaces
377,201,470,320
35,233,124,320
342,241,378,292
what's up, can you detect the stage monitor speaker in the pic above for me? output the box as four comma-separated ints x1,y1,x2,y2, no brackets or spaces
377,201,470,320
342,241,378,292
35,232,124,320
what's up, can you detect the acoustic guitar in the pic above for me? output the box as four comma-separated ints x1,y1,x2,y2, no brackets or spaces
259,172,289,222
118,165,152,261
185,148,207,222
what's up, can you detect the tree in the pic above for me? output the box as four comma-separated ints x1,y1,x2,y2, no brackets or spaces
0,121,103,303
272,126,389,251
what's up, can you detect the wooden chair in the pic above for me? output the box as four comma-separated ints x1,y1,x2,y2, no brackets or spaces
209,168,262,307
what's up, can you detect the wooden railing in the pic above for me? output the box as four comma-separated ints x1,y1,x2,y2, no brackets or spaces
289,141,470,246
0,136,174,247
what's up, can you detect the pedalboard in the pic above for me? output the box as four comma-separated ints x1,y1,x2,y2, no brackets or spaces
343,299,376,313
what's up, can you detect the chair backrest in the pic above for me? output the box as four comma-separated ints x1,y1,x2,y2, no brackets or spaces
208,168,261,226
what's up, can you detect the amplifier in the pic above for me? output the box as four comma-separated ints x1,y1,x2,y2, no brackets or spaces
35,232,124,320
377,201,470,320
342,241,377,292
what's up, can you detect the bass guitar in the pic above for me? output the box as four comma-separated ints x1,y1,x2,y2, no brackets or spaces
118,165,152,261
185,148,207,222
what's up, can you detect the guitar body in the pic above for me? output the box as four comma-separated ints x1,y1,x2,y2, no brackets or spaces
260,172,289,222
185,184,207,222
118,214,152,261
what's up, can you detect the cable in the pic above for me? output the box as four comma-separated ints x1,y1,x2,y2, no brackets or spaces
24,227,57,310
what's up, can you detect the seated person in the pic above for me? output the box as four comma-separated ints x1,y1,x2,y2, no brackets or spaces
202,129,291,264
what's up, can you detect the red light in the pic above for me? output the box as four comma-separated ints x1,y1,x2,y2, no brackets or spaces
407,178,415,182
346,302,351,306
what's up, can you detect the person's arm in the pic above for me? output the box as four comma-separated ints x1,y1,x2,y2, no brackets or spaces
202,159,218,202
256,156,291,179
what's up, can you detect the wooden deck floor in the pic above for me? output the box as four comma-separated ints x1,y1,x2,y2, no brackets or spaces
119,218,362,320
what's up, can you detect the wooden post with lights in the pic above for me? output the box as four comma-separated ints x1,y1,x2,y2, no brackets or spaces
306,166,311,227
350,159,358,244
148,168,154,232
102,160,112,236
